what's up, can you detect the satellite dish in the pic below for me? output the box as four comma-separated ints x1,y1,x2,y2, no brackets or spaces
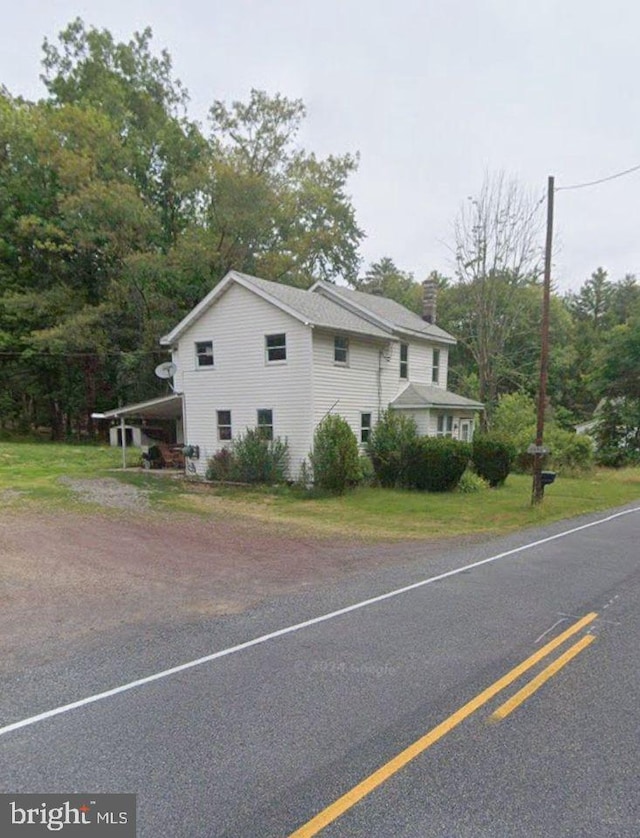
155,361,177,380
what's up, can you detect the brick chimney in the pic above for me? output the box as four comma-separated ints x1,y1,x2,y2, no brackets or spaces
422,277,437,324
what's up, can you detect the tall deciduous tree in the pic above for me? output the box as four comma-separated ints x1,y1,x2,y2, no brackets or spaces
0,22,366,436
205,89,363,286
352,257,422,312
446,172,544,413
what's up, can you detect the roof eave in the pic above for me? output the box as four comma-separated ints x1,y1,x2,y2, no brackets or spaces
391,402,484,411
393,326,457,345
160,270,313,346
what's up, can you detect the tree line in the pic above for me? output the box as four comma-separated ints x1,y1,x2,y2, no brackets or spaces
1,20,638,451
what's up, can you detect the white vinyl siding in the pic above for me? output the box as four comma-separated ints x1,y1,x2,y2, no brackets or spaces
312,330,388,446
175,283,313,476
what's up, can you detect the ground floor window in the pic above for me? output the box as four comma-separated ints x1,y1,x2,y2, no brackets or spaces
360,412,372,444
217,410,232,440
437,414,454,437
257,408,274,440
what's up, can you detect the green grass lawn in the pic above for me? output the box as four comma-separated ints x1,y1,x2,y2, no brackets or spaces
2,441,640,540
170,470,640,540
0,440,124,504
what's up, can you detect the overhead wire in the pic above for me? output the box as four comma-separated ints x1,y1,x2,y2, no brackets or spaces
556,163,640,192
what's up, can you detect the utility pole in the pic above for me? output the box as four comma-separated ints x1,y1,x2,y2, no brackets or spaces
532,175,554,505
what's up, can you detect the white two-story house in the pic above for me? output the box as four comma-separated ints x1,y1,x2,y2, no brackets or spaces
156,270,483,478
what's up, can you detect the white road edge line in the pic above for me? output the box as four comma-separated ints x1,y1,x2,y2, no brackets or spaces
2,506,639,738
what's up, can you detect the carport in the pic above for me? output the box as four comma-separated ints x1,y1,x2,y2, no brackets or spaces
92,394,184,468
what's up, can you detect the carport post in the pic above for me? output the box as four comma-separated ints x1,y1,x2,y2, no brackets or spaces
120,415,127,469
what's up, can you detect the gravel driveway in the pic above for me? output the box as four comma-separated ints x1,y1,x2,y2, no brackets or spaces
0,479,464,675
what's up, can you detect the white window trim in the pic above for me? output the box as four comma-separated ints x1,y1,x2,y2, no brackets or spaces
432,348,440,384
360,412,372,444
334,335,349,366
437,414,454,438
217,410,232,441
257,408,274,439
400,343,409,379
195,340,214,369
265,333,287,365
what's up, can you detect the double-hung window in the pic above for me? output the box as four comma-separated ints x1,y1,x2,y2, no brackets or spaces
196,340,214,368
437,414,454,438
257,409,274,440
432,348,440,384
334,335,349,365
360,413,372,444
217,410,232,441
400,343,408,379
266,333,287,363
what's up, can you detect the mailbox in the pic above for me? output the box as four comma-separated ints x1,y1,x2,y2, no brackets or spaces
181,444,200,459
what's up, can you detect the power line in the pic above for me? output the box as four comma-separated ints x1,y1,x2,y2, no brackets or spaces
0,350,166,357
556,163,640,192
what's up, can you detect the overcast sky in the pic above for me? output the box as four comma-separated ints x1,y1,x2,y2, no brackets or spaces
3,0,639,292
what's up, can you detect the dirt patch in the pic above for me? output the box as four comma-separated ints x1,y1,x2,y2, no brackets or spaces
0,496,471,675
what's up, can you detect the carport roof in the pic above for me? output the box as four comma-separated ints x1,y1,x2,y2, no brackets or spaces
96,394,183,421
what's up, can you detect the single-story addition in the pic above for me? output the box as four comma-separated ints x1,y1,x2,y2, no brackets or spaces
153,270,483,478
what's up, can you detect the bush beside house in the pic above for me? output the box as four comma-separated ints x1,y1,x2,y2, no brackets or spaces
310,415,361,494
367,410,418,488
472,436,515,487
205,428,289,484
405,438,471,492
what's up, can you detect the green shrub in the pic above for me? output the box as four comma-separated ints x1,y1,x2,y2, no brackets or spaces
548,429,594,472
596,446,640,468
358,453,375,486
367,410,418,488
492,392,537,439
231,428,289,483
205,448,236,481
457,468,490,493
310,414,361,493
404,437,471,492
472,435,515,487
513,424,594,474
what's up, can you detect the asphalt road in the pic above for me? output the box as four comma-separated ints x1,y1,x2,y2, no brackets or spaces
1,504,639,837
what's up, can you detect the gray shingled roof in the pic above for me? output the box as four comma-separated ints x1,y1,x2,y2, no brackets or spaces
391,383,484,410
313,281,456,343
232,272,391,338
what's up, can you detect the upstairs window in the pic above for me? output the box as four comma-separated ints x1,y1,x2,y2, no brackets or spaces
360,413,372,444
217,410,232,441
266,333,287,363
257,408,274,440
334,335,349,365
400,343,408,379
432,348,440,384
437,414,453,438
196,340,214,368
